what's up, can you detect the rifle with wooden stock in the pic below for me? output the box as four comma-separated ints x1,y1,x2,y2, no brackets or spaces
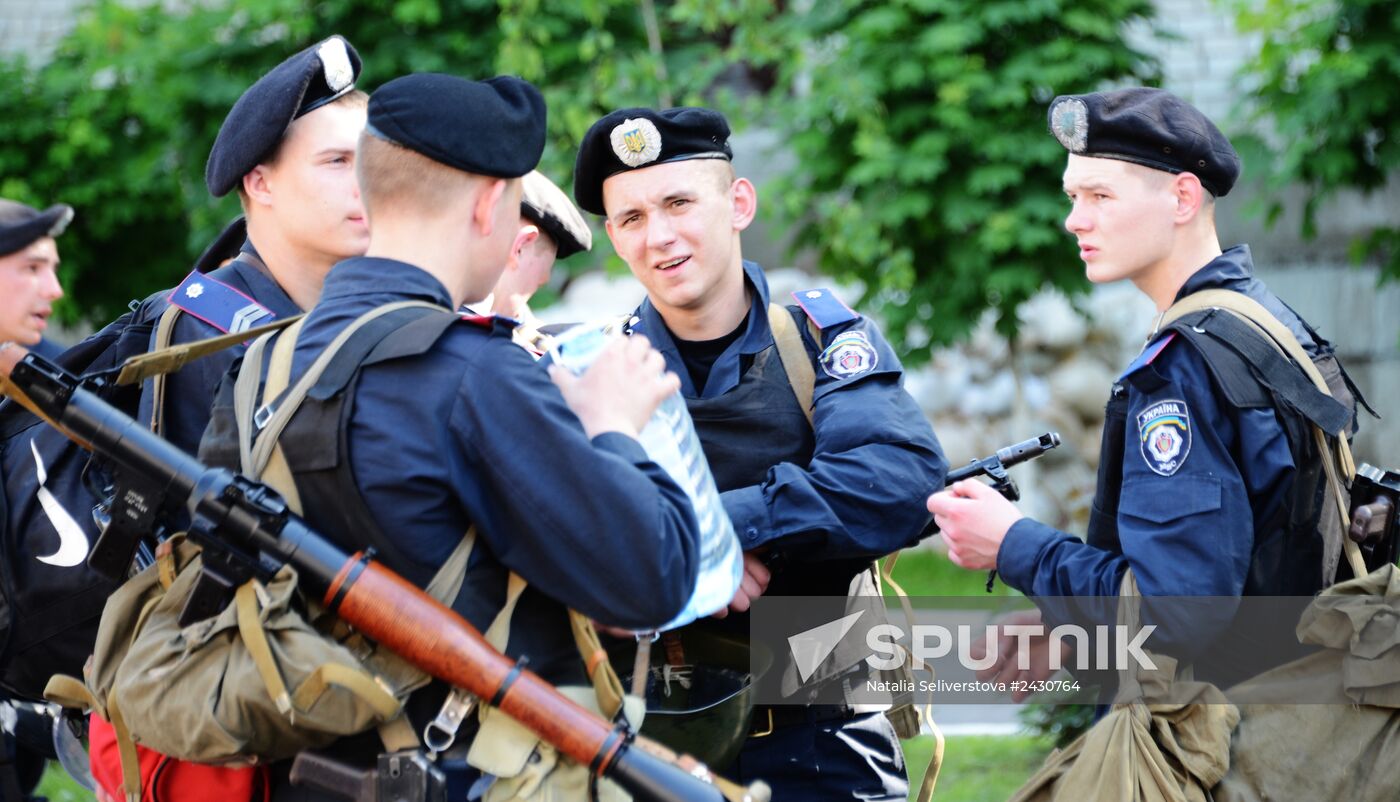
0,347,769,802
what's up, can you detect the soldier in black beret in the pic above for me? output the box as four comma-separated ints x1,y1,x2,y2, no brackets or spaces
0,199,69,347
931,88,1367,696
87,37,371,801
195,73,707,799
574,106,946,801
479,169,592,329
127,34,369,456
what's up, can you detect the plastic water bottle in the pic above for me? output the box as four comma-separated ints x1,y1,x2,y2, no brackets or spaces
550,324,743,630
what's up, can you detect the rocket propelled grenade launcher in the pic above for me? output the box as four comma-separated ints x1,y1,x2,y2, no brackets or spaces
1,351,769,802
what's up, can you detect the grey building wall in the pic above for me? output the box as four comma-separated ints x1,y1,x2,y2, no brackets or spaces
0,0,84,61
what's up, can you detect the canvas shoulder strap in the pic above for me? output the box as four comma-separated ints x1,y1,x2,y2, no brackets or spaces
1161,289,1366,578
767,302,816,426
768,301,941,798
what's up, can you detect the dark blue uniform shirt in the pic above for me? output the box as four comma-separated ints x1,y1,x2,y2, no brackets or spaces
137,246,300,454
999,247,1310,647
627,261,945,563
285,257,702,631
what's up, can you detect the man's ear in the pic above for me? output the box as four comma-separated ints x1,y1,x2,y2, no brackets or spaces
730,177,757,232
242,165,275,209
473,178,510,237
511,224,541,264
1173,172,1206,225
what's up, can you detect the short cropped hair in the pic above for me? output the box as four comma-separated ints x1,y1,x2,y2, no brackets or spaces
356,130,477,218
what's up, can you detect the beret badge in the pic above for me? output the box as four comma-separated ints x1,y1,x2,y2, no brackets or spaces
610,117,663,168
317,37,355,94
1050,97,1090,153
48,206,74,237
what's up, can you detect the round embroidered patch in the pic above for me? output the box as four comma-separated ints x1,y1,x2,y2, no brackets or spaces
819,331,878,379
1137,399,1192,476
610,117,663,168
1050,97,1090,153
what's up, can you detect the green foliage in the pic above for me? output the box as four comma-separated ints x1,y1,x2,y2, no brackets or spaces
762,0,1158,360
1233,0,1400,281
1019,699,1094,747
2,0,1159,356
0,0,748,324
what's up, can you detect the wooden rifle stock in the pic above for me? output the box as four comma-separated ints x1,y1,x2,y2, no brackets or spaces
326,558,625,775
325,557,770,802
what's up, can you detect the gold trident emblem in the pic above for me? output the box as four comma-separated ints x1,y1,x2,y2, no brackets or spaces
622,128,647,153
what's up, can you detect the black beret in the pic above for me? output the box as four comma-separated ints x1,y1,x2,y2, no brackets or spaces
193,215,248,274
366,74,545,179
0,199,73,257
521,171,591,259
205,35,362,197
1048,87,1241,197
573,107,732,215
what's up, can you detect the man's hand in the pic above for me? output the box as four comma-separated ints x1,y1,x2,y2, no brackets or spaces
549,334,679,439
970,609,1072,702
712,551,771,619
926,479,1025,570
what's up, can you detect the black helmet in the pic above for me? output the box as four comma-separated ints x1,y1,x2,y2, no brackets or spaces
610,626,773,772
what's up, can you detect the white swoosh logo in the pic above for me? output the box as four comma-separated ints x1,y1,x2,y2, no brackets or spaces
31,440,89,567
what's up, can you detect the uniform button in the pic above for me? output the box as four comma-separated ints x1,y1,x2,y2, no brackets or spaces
745,526,759,539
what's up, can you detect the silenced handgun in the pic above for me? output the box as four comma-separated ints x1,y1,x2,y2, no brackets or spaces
945,432,1062,591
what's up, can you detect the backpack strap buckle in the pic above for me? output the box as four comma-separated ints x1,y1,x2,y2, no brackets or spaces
253,402,276,431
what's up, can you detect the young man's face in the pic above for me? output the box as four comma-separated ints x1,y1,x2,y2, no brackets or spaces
1062,154,1178,286
0,237,63,345
256,100,369,261
602,159,750,316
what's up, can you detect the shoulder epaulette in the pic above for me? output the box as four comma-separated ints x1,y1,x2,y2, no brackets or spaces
791,288,859,329
1120,331,1177,380
168,269,275,334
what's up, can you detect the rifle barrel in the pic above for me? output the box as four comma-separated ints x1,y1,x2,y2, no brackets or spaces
944,432,1061,485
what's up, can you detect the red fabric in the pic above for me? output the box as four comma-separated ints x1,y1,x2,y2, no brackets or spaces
89,714,267,802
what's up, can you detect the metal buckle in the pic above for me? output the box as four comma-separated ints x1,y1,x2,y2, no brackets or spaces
253,402,276,430
423,687,477,757
748,708,774,739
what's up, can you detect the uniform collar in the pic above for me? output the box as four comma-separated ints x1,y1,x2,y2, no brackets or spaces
320,256,455,308
1174,244,1255,300
221,240,302,317
631,260,775,397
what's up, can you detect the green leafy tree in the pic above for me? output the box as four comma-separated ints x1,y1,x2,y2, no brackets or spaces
0,0,741,324
762,0,1158,360
2,0,1160,360
1233,0,1400,280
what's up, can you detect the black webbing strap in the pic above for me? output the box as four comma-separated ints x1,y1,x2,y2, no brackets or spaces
1172,309,1352,435
308,308,458,401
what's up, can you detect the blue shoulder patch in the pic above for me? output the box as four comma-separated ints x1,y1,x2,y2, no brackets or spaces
791,288,859,329
168,269,275,334
1119,331,1177,380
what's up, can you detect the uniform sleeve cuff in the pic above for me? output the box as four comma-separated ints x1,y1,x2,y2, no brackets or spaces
721,485,771,549
590,431,649,463
997,518,1059,594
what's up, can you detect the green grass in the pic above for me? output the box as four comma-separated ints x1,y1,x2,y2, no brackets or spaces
38,763,92,801
40,735,1053,802
903,734,1053,801
882,547,1020,598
